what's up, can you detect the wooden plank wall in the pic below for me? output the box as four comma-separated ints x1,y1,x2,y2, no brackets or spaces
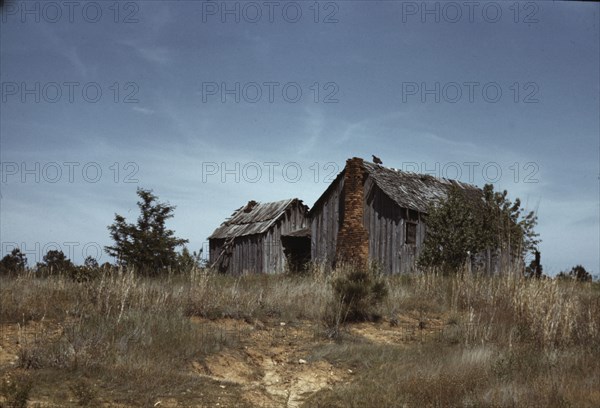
209,240,224,267
210,202,308,274
364,179,426,274
310,177,345,267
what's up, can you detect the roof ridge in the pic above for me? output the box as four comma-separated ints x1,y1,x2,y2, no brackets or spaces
363,160,480,190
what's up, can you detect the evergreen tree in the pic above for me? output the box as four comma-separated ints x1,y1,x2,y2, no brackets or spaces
105,188,188,275
83,256,99,269
0,248,27,275
38,250,74,274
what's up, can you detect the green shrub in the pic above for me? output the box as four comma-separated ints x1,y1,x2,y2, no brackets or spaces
331,264,388,323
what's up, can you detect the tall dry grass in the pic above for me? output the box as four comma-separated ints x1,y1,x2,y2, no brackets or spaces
308,269,600,407
0,269,253,406
0,266,341,405
1,266,598,406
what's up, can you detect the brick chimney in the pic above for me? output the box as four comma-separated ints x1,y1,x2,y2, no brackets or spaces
336,157,369,267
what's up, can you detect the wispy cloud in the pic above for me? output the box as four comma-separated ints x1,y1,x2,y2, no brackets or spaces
38,25,90,78
337,110,415,145
132,106,155,115
62,46,89,78
117,38,172,66
298,106,324,155
135,46,172,65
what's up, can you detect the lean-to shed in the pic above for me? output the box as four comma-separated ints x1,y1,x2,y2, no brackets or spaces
208,199,309,274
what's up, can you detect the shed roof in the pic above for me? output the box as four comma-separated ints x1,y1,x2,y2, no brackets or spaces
363,161,482,213
209,198,307,240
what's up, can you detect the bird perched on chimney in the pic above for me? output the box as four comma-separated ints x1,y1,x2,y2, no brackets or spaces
372,155,383,165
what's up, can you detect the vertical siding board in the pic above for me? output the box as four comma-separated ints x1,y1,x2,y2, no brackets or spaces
274,223,279,273
234,242,239,275
269,227,275,273
383,194,388,272
386,212,392,274
277,219,283,272
248,238,253,274
371,189,377,264
261,235,266,274
392,205,398,274
232,241,237,275
396,208,402,274
379,190,385,269
255,237,260,273
242,239,246,274
384,193,393,274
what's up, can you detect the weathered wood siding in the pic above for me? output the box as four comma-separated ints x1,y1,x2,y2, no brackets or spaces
310,174,427,274
364,178,426,274
310,176,344,266
210,202,308,274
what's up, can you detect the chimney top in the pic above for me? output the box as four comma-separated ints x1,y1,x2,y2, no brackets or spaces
243,200,258,213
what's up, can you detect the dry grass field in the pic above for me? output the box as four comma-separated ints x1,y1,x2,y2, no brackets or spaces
1,267,599,407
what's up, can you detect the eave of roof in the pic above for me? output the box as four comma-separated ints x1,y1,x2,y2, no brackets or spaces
281,228,311,238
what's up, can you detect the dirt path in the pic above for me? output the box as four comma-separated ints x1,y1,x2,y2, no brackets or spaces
189,314,446,407
190,318,349,407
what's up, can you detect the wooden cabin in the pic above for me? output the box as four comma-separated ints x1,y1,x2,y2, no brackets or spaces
310,157,482,274
208,199,309,274
208,157,489,275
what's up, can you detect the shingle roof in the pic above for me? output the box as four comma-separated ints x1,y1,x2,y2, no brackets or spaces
363,161,482,213
310,159,482,215
209,198,307,239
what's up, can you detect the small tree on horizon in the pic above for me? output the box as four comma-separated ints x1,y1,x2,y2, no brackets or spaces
105,188,188,275
557,265,592,282
177,247,204,271
0,248,27,275
83,256,99,269
37,250,74,274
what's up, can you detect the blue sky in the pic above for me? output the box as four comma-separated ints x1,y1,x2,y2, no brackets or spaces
1,0,598,275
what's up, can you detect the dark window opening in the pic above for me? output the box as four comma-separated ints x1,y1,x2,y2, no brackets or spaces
406,222,417,245
281,234,311,273
407,209,419,222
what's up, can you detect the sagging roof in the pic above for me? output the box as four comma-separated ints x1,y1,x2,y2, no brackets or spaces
310,158,482,215
363,161,482,213
209,198,307,240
